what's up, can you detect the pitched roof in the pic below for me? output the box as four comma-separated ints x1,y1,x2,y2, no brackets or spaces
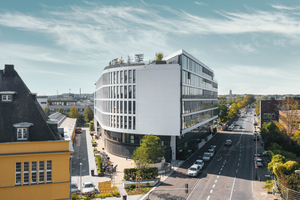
0,65,62,142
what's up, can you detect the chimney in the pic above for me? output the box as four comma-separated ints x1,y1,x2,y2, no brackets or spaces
4,64,14,76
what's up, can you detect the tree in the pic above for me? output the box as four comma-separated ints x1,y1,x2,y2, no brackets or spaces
83,105,94,123
69,106,80,119
155,52,163,61
218,104,229,123
218,96,227,105
57,108,65,115
132,135,165,168
43,106,50,116
89,119,94,132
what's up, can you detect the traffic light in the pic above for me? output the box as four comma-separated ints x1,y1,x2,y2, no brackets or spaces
185,183,188,194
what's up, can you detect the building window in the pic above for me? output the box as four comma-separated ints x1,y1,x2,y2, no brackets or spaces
120,86,123,98
120,101,123,114
128,101,132,114
129,86,132,99
124,116,127,129
268,114,271,118
46,161,52,183
272,114,275,119
23,162,29,185
120,116,123,128
39,161,44,184
2,94,12,102
17,128,28,140
129,116,132,129
120,71,123,84
133,117,136,130
117,116,119,128
15,162,21,186
31,162,37,184
264,114,267,119
133,86,136,99
124,70,127,83
124,101,127,114
129,70,132,83
133,70,136,83
133,101,136,114
124,86,127,98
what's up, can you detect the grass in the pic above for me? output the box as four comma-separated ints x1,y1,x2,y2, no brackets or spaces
126,186,152,195
263,179,274,191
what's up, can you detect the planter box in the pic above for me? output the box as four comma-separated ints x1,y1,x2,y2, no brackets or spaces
123,178,160,188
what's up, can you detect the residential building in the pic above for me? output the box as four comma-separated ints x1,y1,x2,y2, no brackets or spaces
0,65,73,200
259,100,280,128
94,50,218,161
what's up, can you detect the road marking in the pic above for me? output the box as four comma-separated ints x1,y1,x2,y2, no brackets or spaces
238,163,239,167
229,177,237,200
215,180,217,183
213,184,215,188
210,190,213,193
217,176,219,178
220,168,223,171
207,196,210,200
236,169,238,173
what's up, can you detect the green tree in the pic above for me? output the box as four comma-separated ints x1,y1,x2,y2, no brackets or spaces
132,135,165,168
218,104,229,123
218,96,227,105
57,108,65,115
69,106,80,119
89,119,94,132
155,52,164,61
43,106,50,116
83,105,94,122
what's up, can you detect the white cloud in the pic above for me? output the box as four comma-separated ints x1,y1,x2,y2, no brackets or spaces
195,2,207,6
271,4,300,10
233,43,256,53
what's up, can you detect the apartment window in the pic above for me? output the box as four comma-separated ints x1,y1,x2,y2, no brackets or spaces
120,71,123,84
31,162,37,184
129,116,132,129
15,162,21,185
133,117,136,130
116,71,119,84
133,70,136,83
117,116,119,128
120,116,123,128
268,114,271,118
129,86,132,99
124,70,127,83
117,101,119,113
117,86,119,98
46,161,52,183
120,86,123,98
124,86,127,98
124,101,127,114
120,101,123,114
128,101,132,114
129,70,132,83
264,113,267,119
272,114,275,119
23,162,29,185
114,72,116,84
124,116,127,129
2,94,12,102
133,85,136,99
17,128,28,140
39,161,44,184
133,101,136,114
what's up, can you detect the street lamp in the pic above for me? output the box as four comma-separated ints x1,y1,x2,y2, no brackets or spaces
80,163,83,197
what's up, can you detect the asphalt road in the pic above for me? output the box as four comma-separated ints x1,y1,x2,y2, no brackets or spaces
150,108,257,200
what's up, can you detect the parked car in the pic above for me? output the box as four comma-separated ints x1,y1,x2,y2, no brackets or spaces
82,182,97,194
71,181,78,194
208,148,215,157
203,152,211,161
228,126,233,131
187,164,201,177
239,125,243,129
254,157,264,163
76,128,82,133
210,145,216,150
194,159,204,170
225,139,232,146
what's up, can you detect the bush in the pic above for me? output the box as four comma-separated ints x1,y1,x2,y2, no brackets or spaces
123,167,158,180
95,155,103,173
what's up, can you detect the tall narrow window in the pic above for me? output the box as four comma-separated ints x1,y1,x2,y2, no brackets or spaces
124,116,127,129
114,86,116,98
124,86,127,98
39,161,44,184
133,101,136,114
120,86,123,98
117,116,119,128
128,101,132,114
133,70,136,83
133,86,136,99
114,101,116,113
120,116,123,128
15,162,21,185
117,86,119,98
116,71,119,84
124,70,127,83
128,70,132,83
124,101,127,114
129,86,132,99
129,116,132,129
120,101,123,114
31,162,37,184
46,161,52,183
23,162,29,185
114,72,116,84
117,101,119,113
133,117,136,130
120,71,123,83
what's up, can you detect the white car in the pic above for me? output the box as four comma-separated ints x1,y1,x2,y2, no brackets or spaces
208,149,215,157
203,152,211,161
82,182,97,194
210,145,216,150
194,159,204,169
71,181,78,194
187,164,201,177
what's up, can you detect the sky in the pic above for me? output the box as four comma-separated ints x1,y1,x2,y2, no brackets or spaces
0,0,300,95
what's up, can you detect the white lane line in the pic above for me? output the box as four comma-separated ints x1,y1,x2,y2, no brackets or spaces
220,168,223,171
207,196,210,200
213,184,215,188
236,169,238,173
239,158,240,161
210,190,213,193
215,180,218,183
238,163,239,167
229,177,237,200
217,176,219,178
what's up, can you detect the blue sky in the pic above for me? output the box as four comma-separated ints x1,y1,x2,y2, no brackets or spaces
0,0,300,95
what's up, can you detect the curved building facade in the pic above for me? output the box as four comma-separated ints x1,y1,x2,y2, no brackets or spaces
94,50,218,161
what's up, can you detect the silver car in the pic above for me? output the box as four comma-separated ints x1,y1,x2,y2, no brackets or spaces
71,181,78,193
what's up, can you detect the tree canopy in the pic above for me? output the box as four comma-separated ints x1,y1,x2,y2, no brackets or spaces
132,135,165,168
83,105,94,122
57,108,65,115
43,106,50,116
155,52,164,61
69,106,80,119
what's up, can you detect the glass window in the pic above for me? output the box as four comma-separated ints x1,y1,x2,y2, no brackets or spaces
117,116,119,128
120,71,123,83
124,86,127,98
124,101,127,114
128,101,132,114
130,135,134,144
129,116,132,129
124,70,127,83
133,70,136,83
23,162,29,185
117,101,119,113
129,86,132,99
120,86,123,98
129,70,132,83
114,72,116,84
15,162,21,185
117,86,119,98
120,101,123,114
120,116,123,128
133,117,136,130
133,86,136,99
124,116,127,129
116,71,119,84
133,101,136,114
31,162,37,184
39,161,44,184
17,128,28,140
2,95,12,102
46,161,52,183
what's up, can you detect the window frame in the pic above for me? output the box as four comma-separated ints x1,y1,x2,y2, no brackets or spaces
15,162,21,186
46,161,52,183
23,162,29,185
39,161,44,184
17,128,28,140
31,161,37,184
2,94,12,102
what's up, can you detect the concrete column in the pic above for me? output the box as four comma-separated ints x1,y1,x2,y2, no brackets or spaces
171,136,176,160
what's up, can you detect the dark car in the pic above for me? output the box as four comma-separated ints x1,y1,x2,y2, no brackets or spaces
76,128,82,133
225,139,232,146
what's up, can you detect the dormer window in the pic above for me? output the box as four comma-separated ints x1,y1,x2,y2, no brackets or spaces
13,122,33,141
0,91,16,102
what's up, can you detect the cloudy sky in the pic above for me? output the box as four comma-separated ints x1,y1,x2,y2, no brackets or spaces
0,0,299,95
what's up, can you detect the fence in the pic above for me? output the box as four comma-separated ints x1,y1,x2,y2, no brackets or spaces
275,178,300,200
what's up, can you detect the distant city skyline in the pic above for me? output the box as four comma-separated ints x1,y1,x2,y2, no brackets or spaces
0,0,300,95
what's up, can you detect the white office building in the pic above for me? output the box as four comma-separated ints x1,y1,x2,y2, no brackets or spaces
94,50,218,161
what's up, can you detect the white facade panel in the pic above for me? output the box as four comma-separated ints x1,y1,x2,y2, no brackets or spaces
136,64,181,136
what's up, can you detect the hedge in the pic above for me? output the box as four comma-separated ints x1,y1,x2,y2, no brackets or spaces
123,167,158,180
95,155,103,173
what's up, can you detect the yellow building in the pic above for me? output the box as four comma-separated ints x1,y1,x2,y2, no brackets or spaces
0,65,73,200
